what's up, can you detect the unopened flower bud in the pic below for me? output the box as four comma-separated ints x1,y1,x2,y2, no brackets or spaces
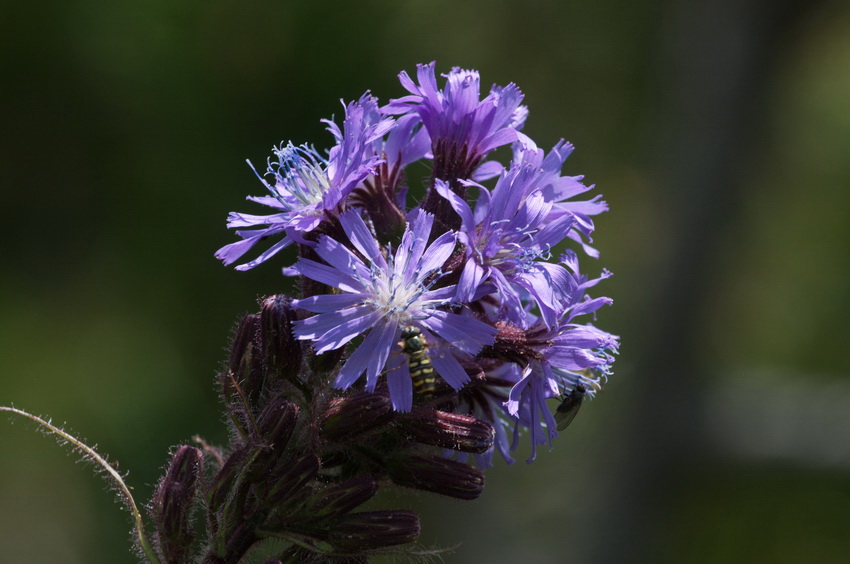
265,452,320,509
400,408,494,454
206,446,253,542
304,477,377,521
320,390,394,441
326,510,420,551
150,445,203,564
250,398,299,476
222,314,264,432
387,454,485,500
207,447,248,513
257,398,299,445
260,295,302,382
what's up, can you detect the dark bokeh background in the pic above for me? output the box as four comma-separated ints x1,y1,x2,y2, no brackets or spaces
2,1,849,562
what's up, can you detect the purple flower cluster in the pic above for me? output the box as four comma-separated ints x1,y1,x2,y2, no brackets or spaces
218,62,618,464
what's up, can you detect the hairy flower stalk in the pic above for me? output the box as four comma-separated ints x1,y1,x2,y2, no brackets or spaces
135,62,620,562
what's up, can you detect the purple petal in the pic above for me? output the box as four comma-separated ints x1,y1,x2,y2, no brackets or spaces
416,61,440,103
505,374,530,417
420,285,458,304
386,359,413,412
292,257,365,293
425,310,496,354
295,306,381,353
514,270,559,328
553,326,618,350
534,214,578,250
339,211,386,270
429,351,470,390
567,230,601,258
417,231,456,276
226,211,288,228
215,236,266,266
472,160,504,181
245,195,287,209
397,70,419,95
386,114,430,168
365,321,399,390
435,179,476,234
568,296,613,319
396,211,433,283
293,293,368,313
545,347,603,370
313,236,371,281
407,210,434,263
471,184,492,225
334,346,371,390
334,320,393,390
233,236,293,271
456,258,487,303
489,269,524,322
479,127,519,155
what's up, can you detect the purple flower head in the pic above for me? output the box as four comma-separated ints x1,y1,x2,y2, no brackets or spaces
434,175,571,328
215,93,394,270
291,210,497,411
435,139,612,325
384,62,528,177
495,255,618,462
505,327,615,464
514,138,609,258
214,63,619,478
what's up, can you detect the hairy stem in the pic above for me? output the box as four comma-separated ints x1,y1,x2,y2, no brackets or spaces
1,405,160,564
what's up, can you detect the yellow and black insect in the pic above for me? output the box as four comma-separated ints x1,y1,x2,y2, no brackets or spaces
399,326,436,399
554,384,586,431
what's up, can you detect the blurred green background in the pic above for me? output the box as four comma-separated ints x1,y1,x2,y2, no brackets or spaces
2,1,849,562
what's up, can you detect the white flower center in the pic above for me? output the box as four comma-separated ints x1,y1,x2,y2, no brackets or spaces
270,144,331,210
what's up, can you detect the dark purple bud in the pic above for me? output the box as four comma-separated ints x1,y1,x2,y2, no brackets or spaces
400,408,495,454
250,398,300,476
265,452,320,509
209,444,279,557
222,314,265,434
326,510,420,551
320,390,394,441
207,446,249,514
257,398,299,446
304,477,378,521
387,454,485,501
223,521,258,564
150,445,203,564
260,295,302,382
206,446,253,544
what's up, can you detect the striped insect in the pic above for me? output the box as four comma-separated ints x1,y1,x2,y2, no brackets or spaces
399,326,437,399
